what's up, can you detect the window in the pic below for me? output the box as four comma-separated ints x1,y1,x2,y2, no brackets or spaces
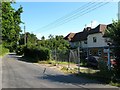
89,50,92,55
93,37,97,43
84,41,87,44
98,49,102,56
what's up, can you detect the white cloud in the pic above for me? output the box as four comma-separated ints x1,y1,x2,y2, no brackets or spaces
36,33,50,40
86,20,99,28
36,33,42,40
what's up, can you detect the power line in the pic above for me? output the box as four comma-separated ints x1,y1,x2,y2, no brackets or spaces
34,0,111,33
40,2,99,30
43,2,104,30
34,1,97,32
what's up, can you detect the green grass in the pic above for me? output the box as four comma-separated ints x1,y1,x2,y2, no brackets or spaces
61,66,99,74
38,58,120,87
60,65,120,87
110,82,120,87
38,60,75,65
0,45,9,57
75,70,120,87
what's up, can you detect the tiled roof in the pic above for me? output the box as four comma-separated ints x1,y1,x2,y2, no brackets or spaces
71,30,89,42
64,33,75,41
65,27,91,42
89,24,107,35
64,24,111,42
103,24,113,37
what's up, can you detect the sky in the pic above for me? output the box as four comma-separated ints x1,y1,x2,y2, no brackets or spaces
11,1,118,39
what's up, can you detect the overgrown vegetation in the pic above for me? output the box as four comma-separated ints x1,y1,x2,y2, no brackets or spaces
2,2,23,52
15,34,69,62
105,20,120,80
0,45,9,56
24,46,50,62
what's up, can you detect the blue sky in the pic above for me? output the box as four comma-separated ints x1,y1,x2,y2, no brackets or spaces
12,2,118,39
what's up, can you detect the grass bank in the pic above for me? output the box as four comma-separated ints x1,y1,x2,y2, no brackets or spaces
0,44,9,57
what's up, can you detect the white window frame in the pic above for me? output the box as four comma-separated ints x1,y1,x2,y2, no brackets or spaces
84,40,87,44
89,50,92,55
98,49,102,56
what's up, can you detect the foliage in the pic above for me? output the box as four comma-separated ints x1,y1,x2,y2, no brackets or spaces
105,20,120,77
80,59,87,66
98,59,108,73
15,45,25,55
24,46,50,62
37,35,69,62
2,2,23,52
110,82,120,87
19,32,38,46
0,44,9,56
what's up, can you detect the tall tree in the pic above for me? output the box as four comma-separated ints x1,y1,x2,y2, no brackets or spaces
2,2,23,51
19,32,38,47
106,20,120,76
26,32,37,47
41,36,45,40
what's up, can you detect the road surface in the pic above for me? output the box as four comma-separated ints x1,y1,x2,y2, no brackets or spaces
1,53,119,89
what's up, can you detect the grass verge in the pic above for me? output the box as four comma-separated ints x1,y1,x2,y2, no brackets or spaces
60,66,120,87
0,44,9,57
35,58,120,87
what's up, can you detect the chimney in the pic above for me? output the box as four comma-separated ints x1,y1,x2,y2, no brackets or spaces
87,27,91,31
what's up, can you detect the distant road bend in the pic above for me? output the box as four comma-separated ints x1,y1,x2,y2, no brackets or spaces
2,53,119,89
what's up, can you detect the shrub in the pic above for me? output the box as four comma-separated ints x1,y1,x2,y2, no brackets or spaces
98,59,114,80
23,46,50,62
16,45,25,55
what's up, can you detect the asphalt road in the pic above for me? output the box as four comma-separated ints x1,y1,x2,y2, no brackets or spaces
1,53,119,89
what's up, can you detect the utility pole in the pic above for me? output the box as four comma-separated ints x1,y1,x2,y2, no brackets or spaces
107,41,112,71
24,25,26,46
55,47,57,66
77,42,80,73
107,46,111,70
68,50,71,70
118,1,120,20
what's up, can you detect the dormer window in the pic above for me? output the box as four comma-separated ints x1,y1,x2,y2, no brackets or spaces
93,37,97,43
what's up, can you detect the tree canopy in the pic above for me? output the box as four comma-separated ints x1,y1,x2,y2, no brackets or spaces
105,20,120,76
2,2,23,51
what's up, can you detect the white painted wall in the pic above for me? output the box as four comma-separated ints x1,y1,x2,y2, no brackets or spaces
70,42,79,48
87,33,108,48
69,42,75,47
81,41,87,48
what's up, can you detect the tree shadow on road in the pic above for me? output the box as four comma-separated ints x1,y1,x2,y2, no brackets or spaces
13,54,37,63
37,73,101,86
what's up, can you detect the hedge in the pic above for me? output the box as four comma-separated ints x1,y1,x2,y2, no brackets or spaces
24,46,50,62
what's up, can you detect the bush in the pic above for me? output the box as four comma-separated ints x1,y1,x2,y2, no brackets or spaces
23,46,50,62
98,60,108,73
16,45,25,55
